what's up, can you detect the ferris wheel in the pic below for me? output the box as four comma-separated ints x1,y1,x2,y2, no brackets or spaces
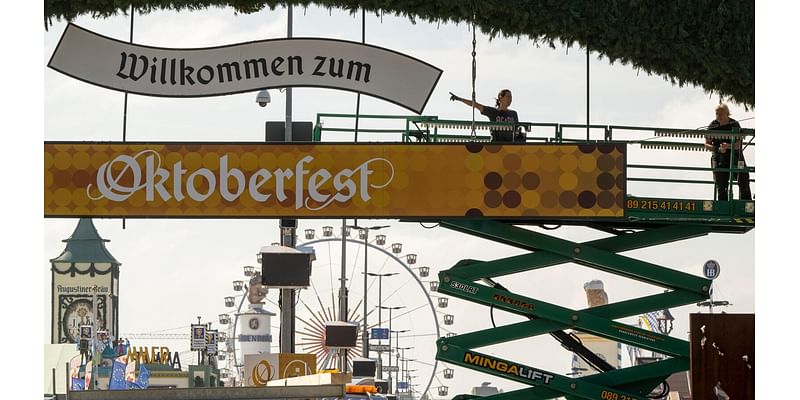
217,220,458,398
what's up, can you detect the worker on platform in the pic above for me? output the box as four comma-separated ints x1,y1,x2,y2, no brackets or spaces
450,89,525,142
704,103,752,201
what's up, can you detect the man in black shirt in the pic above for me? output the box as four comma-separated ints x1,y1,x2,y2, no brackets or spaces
704,104,752,200
450,89,525,142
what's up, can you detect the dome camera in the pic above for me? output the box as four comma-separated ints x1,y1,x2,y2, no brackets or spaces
256,89,271,107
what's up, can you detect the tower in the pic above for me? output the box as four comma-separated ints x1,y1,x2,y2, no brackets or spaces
50,218,120,344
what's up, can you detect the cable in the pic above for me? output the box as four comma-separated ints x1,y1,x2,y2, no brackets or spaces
419,222,440,229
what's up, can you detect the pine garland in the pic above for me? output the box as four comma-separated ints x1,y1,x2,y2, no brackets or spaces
44,0,754,106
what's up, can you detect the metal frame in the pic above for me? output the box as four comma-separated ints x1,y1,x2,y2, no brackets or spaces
434,220,715,400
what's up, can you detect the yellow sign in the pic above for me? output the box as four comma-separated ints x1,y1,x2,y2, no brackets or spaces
44,143,625,218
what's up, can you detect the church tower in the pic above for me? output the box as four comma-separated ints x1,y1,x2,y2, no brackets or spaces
50,219,121,344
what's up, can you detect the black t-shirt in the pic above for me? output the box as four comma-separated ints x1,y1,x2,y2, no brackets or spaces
481,106,523,142
708,117,741,156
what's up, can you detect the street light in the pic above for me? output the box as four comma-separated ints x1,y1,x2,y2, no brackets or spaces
367,273,399,328
390,330,409,392
347,224,390,358
378,305,405,383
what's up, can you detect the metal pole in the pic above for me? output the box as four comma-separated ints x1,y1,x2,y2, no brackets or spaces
285,5,293,142
91,287,97,389
338,219,348,372
362,230,369,360
586,44,590,141
386,308,392,388
280,224,297,353
377,276,383,380
354,9,365,142
65,362,70,400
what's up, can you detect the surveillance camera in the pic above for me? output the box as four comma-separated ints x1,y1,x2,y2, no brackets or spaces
255,89,271,107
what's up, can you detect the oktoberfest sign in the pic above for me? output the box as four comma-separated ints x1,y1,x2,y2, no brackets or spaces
44,142,626,218
48,23,442,113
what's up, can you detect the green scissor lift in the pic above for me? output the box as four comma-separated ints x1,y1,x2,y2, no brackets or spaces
313,114,755,400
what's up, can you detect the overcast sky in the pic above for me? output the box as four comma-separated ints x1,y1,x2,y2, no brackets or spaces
8,2,794,399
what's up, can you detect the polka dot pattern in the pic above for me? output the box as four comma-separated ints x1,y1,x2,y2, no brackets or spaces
44,143,625,218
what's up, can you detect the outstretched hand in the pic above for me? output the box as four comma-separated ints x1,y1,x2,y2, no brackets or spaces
449,92,460,101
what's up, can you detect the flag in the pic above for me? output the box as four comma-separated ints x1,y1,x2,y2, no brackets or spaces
71,378,85,391
84,362,93,389
626,343,641,365
125,358,137,383
130,364,151,389
69,355,82,378
639,311,662,334
108,355,129,390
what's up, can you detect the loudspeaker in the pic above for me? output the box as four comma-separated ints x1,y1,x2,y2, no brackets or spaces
279,219,297,229
261,252,313,288
351,358,376,378
374,379,389,394
266,121,314,142
324,322,358,348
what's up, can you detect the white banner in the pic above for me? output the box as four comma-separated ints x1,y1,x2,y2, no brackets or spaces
48,23,442,114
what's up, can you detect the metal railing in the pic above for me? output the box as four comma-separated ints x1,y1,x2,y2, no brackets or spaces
313,113,755,202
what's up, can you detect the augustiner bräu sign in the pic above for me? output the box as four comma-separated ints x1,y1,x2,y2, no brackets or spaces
44,142,626,218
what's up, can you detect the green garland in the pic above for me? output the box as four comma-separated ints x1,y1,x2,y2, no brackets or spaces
44,0,754,107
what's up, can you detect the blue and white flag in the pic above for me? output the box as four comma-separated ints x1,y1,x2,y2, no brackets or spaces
108,355,129,390
639,311,662,334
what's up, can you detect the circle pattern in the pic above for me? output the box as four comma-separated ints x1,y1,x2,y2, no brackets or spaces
44,143,625,218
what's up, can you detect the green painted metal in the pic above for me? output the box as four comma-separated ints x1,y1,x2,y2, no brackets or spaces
437,342,651,400
432,219,719,399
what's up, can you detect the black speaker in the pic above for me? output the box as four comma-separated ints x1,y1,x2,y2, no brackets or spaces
261,252,313,288
324,322,358,348
279,218,297,229
351,358,376,378
265,121,314,142
374,379,389,394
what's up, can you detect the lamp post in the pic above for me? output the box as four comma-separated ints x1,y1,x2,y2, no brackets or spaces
367,273,398,331
347,224,390,358
378,305,404,382
390,329,409,393
396,347,413,393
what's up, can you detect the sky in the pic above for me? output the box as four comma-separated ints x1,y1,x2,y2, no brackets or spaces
3,2,794,399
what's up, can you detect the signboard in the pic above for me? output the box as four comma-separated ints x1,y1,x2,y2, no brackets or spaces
190,324,206,351
397,381,409,390
44,142,626,218
371,328,390,340
48,24,442,114
382,365,400,373
206,329,219,355
703,259,721,279
371,344,390,353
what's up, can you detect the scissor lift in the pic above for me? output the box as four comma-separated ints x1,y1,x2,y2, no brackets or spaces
313,114,755,400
